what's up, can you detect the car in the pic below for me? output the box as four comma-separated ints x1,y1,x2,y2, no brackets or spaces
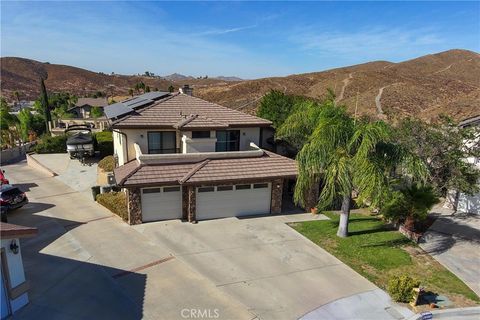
0,185,28,222
0,169,9,185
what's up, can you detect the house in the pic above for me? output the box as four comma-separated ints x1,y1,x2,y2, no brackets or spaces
69,97,108,118
105,86,298,224
1,222,37,318
445,115,480,214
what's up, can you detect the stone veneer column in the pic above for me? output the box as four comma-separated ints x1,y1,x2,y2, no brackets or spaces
187,185,196,222
270,179,284,214
127,188,142,225
182,187,189,220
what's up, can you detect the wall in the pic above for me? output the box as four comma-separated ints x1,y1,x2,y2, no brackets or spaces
182,131,216,153
0,143,35,165
238,127,260,151
457,191,480,214
1,239,29,313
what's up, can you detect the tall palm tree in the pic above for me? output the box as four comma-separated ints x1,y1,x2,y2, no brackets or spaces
277,94,427,237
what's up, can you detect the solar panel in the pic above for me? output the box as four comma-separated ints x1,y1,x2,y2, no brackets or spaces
104,92,171,119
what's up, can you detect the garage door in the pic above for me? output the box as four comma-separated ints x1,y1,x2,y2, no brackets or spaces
141,186,182,222
196,183,271,220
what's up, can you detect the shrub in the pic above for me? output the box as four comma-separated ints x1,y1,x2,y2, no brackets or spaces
34,135,67,153
96,191,128,221
387,274,420,302
94,131,113,157
98,155,115,172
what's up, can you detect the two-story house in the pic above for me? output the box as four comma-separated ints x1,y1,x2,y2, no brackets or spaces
105,87,298,224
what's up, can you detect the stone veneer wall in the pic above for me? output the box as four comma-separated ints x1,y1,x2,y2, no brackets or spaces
127,188,142,225
187,186,196,222
182,187,189,220
270,179,284,214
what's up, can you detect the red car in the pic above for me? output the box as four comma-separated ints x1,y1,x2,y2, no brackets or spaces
0,169,9,185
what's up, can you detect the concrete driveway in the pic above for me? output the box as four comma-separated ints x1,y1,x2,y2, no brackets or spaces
420,213,480,296
133,215,378,320
6,158,399,320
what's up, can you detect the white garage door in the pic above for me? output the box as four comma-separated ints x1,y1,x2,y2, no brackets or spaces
141,186,182,222
196,183,271,220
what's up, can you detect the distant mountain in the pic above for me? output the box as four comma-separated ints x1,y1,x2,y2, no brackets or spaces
195,49,480,122
1,49,478,122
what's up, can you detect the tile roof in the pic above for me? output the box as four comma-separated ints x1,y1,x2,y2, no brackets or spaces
112,93,271,129
114,151,297,187
0,222,38,239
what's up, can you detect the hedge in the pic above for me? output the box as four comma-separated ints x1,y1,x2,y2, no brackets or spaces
96,191,128,221
98,155,115,172
34,135,67,153
94,131,113,158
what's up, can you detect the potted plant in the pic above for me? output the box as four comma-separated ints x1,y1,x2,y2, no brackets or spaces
311,207,318,215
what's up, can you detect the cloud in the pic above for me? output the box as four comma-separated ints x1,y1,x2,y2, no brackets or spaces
194,25,258,36
291,27,446,59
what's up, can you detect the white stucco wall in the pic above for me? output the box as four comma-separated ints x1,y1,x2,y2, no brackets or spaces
239,127,260,150
1,238,29,313
457,191,480,214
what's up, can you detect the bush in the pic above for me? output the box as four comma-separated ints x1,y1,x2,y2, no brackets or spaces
34,135,67,153
98,155,115,172
387,274,420,302
94,131,113,157
96,191,128,221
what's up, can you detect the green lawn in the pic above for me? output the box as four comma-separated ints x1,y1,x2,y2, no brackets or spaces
291,212,479,306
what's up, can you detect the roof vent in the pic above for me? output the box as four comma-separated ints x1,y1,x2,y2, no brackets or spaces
179,84,193,96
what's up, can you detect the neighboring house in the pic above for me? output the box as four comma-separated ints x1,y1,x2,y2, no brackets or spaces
1,222,37,318
105,86,298,224
69,97,108,118
445,115,480,214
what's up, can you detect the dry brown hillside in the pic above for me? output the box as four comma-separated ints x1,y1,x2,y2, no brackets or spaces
0,57,232,101
1,49,479,121
195,49,480,122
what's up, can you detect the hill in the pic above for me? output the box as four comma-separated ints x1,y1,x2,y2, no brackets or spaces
194,49,480,122
1,49,479,121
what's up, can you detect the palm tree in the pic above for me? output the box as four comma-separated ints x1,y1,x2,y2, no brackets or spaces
277,93,427,237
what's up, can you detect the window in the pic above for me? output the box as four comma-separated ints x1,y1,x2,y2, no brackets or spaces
235,184,251,190
216,130,240,152
217,185,233,191
148,132,176,154
253,183,269,189
192,131,211,139
198,186,215,193
143,188,160,194
163,186,180,192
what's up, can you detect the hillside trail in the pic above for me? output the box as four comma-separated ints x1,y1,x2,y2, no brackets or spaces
375,86,386,115
336,73,353,103
433,63,453,74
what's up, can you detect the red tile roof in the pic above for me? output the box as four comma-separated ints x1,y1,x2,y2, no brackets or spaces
114,151,297,187
112,93,271,129
0,222,38,239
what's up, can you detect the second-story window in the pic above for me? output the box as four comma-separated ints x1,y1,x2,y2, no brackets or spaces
148,131,176,154
192,131,211,139
216,130,240,152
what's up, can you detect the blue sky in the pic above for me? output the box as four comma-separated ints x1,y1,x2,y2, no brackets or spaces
1,1,479,79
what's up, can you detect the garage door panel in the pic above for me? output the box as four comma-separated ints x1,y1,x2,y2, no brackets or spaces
142,186,182,222
196,184,271,220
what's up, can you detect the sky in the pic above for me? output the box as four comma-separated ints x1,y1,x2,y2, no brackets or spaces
1,1,479,79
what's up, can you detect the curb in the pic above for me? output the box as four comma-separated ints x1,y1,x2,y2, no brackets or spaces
26,153,57,177
407,306,480,319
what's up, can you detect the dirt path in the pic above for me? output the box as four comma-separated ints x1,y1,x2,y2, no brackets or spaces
375,86,386,115
336,73,353,102
433,63,453,74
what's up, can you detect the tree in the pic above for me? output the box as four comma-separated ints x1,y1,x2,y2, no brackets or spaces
0,97,20,147
277,93,427,237
168,85,175,93
40,78,51,132
17,108,34,142
13,91,20,103
257,90,296,128
128,88,134,97
90,106,103,118
154,87,159,92
396,117,480,196
381,185,439,230
145,86,151,93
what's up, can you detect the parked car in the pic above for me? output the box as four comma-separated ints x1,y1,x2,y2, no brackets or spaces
0,185,28,222
0,169,9,185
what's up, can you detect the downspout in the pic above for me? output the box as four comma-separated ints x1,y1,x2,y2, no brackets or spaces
112,129,128,165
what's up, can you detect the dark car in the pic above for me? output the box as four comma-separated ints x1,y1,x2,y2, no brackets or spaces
0,185,28,222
